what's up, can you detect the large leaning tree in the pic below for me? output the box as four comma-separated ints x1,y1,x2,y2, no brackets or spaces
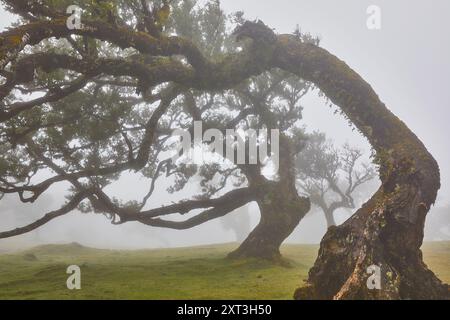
0,0,448,299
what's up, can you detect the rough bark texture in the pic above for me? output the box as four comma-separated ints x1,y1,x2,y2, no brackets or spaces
271,35,448,299
228,180,310,261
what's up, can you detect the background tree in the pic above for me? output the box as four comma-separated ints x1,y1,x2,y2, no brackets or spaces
296,132,376,227
177,69,313,260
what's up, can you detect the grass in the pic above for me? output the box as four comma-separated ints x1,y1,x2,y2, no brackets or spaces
0,242,448,300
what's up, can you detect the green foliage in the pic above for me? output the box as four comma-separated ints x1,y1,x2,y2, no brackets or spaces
0,0,316,223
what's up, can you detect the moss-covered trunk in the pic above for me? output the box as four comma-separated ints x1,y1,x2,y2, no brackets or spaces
272,35,449,299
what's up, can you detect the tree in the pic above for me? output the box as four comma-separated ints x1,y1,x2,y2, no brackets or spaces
0,0,447,298
0,0,312,262
171,68,314,260
296,132,376,228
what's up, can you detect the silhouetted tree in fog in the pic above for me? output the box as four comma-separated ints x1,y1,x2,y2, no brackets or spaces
296,132,376,227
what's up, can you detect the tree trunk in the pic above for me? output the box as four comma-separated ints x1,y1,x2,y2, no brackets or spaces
272,35,449,299
229,135,310,261
324,209,336,228
228,180,310,261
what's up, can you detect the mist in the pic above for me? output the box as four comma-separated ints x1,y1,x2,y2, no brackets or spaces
1,0,449,252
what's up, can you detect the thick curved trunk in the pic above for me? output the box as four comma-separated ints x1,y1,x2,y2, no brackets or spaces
229,136,310,261
272,35,449,299
228,181,310,261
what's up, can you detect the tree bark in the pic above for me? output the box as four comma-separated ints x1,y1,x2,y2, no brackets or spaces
272,35,449,299
228,180,310,261
229,136,310,261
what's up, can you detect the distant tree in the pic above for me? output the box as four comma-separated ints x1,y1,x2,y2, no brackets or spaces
296,132,376,228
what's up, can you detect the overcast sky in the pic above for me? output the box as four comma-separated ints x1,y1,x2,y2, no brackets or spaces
219,0,450,198
0,1,449,249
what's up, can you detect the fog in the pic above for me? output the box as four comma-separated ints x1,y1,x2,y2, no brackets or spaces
1,0,449,251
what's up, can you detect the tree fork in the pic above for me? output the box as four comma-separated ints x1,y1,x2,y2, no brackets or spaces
229,136,310,261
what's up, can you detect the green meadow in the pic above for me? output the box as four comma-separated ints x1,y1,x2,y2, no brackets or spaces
0,242,448,300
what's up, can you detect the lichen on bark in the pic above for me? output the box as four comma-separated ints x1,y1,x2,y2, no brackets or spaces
271,34,448,300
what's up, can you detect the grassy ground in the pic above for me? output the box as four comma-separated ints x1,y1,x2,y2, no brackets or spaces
0,242,448,300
